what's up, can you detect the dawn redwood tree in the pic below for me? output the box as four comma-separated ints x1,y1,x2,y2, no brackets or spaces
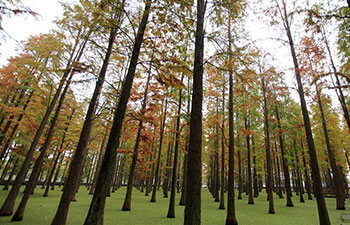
274,104,294,207
245,116,254,204
11,68,77,221
226,13,238,225
260,74,275,214
150,97,168,202
219,82,225,210
167,74,184,218
122,61,152,211
184,0,205,224
43,109,75,197
83,1,151,224
272,0,331,223
0,42,75,217
51,2,125,224
299,35,346,210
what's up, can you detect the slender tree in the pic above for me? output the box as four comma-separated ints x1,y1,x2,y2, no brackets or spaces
184,0,205,224
83,1,151,224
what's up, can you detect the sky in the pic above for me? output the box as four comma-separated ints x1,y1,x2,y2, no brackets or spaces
0,0,341,108
0,0,71,65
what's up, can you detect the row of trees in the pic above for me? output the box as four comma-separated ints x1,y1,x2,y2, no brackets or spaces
0,0,350,225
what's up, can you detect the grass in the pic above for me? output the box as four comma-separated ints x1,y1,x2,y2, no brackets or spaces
0,186,344,225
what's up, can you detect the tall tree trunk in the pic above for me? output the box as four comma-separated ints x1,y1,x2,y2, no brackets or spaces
12,68,76,221
163,133,174,198
275,105,293,206
52,151,66,190
151,98,168,202
83,2,150,224
89,129,107,195
44,109,74,196
225,14,238,225
237,143,242,200
167,74,184,218
179,140,188,206
281,1,331,223
321,28,350,134
301,143,312,200
146,128,156,196
184,1,205,224
274,141,283,199
2,158,19,191
122,62,152,211
51,10,122,224
293,143,304,203
0,89,35,162
261,76,275,214
219,84,226,209
246,117,254,204
0,155,13,184
0,55,74,217
252,137,258,198
315,84,345,209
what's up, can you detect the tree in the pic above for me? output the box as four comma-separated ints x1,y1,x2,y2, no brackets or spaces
184,0,205,224
269,0,331,224
83,1,151,224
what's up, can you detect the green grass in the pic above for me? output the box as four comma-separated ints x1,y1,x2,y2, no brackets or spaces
0,186,344,224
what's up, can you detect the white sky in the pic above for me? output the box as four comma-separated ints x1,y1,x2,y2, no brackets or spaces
0,0,71,65
0,0,342,109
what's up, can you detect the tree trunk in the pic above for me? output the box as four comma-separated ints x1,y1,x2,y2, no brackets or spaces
246,117,254,204
83,2,149,224
225,14,238,225
282,1,331,223
274,141,283,199
0,56,74,217
12,68,76,221
315,84,345,210
219,84,226,209
151,98,168,202
44,109,74,196
0,89,35,162
122,62,152,211
167,74,184,218
261,76,275,214
301,143,313,200
275,105,293,206
89,129,107,195
293,143,304,203
3,158,19,191
184,1,205,225
51,12,122,224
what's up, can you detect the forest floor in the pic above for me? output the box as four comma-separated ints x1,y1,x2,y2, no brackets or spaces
0,186,344,225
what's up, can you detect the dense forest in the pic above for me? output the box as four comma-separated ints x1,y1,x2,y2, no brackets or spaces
0,0,350,225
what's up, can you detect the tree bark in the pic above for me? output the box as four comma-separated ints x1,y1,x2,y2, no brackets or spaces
122,61,152,211
151,98,168,202
167,74,184,218
51,11,122,224
12,68,76,221
315,84,345,209
219,84,226,209
83,2,150,224
184,1,205,224
261,76,275,214
246,117,254,204
225,13,238,225
0,55,73,217
281,1,331,223
274,104,293,206
2,158,19,191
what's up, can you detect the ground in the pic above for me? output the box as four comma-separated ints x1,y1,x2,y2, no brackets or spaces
0,186,344,224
